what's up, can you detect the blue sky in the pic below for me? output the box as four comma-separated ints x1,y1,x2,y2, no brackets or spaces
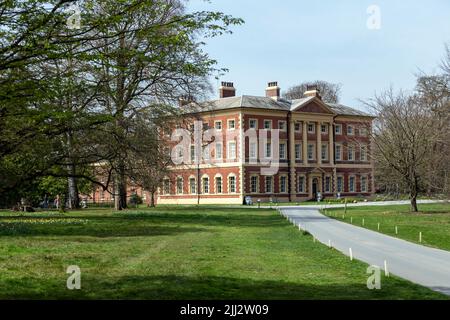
189,0,450,110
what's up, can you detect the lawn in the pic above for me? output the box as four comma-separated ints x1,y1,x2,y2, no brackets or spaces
323,202,450,251
0,206,446,300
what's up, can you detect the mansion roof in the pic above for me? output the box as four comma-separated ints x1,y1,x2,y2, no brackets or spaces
185,95,374,118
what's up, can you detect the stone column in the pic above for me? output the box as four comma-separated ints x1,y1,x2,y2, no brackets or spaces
303,121,308,165
316,122,322,165
329,122,334,165
289,120,296,200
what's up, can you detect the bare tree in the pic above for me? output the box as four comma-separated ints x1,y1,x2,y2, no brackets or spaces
283,80,342,103
415,74,450,197
363,89,439,212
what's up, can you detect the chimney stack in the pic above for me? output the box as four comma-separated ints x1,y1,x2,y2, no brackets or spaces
178,95,194,107
266,81,280,100
304,84,322,99
219,82,236,98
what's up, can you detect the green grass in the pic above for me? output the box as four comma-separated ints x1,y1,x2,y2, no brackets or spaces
323,203,450,251
0,206,446,300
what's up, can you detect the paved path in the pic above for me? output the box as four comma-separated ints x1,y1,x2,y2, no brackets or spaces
279,205,450,296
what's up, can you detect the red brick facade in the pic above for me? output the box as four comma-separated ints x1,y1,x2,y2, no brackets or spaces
156,83,376,205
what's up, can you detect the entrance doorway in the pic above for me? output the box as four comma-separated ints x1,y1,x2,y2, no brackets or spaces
312,178,319,200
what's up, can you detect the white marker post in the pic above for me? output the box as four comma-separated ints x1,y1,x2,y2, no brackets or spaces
362,218,365,226
378,223,380,231
395,226,398,235
349,248,353,261
384,260,389,277
419,232,422,243
328,240,332,248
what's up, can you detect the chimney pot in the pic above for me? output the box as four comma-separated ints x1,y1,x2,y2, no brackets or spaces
266,81,281,100
179,95,194,107
304,85,322,99
219,82,236,98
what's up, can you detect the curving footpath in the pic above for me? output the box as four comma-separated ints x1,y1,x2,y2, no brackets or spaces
279,203,450,296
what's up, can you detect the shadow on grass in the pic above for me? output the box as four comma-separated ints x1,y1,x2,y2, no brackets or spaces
0,210,285,238
1,274,444,300
0,220,210,238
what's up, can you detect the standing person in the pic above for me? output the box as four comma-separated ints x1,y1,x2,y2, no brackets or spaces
55,195,60,210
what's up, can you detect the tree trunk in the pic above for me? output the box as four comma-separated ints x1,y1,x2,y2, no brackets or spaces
114,168,127,211
410,176,419,212
114,175,122,211
66,132,80,209
410,194,418,212
67,174,80,209
119,167,127,210
150,191,156,208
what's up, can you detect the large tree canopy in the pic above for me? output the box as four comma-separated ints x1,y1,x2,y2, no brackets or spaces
0,0,243,208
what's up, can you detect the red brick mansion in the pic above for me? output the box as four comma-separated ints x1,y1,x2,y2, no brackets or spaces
158,82,375,205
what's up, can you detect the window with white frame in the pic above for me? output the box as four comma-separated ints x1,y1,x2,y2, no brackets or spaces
249,142,258,160
266,142,272,158
189,178,196,194
249,119,257,129
215,121,222,130
295,122,301,132
360,145,367,161
215,142,223,160
359,126,368,136
228,119,236,130
280,176,288,193
321,143,328,161
321,124,328,134
335,144,342,161
308,123,315,133
295,144,302,160
308,143,315,160
335,124,342,135
216,176,223,194
361,176,368,192
163,179,170,195
228,141,237,160
250,176,258,193
325,176,331,193
347,125,354,135
265,176,273,193
176,177,183,195
278,120,287,131
264,120,272,130
229,176,236,193
349,176,355,192
202,177,209,194
279,143,286,160
298,176,305,193
337,176,343,193
348,145,354,161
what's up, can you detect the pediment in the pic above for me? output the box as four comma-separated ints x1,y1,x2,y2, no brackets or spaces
310,167,326,174
291,98,335,115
